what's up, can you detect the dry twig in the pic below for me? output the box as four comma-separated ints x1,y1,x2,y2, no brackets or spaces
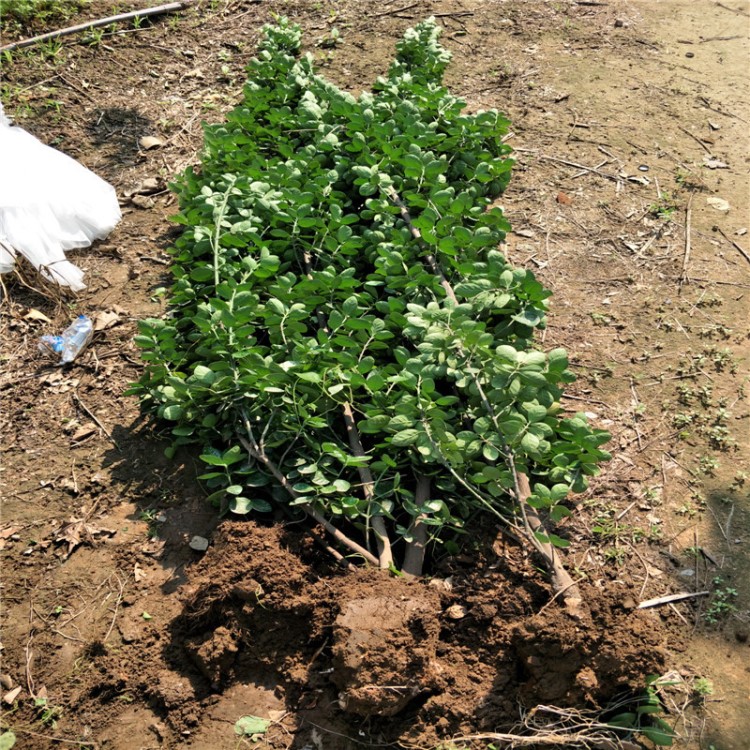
678,193,694,291
637,590,710,609
714,225,750,266
375,1,418,17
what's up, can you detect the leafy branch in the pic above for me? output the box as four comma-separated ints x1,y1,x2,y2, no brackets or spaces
386,184,582,613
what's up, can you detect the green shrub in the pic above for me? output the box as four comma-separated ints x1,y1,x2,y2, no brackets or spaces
132,18,610,582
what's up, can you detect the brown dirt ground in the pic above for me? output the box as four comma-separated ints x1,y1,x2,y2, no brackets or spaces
1,1,748,748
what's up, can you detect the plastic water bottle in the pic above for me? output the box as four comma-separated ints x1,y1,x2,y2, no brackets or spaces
60,315,94,363
39,315,94,363
39,334,64,356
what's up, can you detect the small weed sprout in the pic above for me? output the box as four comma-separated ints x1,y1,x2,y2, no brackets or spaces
704,577,738,625
697,455,719,477
692,677,713,699
648,191,679,220
33,697,63,729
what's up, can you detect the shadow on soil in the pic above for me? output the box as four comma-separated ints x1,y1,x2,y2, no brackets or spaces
103,420,219,594
85,106,153,172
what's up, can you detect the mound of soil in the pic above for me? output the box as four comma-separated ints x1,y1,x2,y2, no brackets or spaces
98,521,668,748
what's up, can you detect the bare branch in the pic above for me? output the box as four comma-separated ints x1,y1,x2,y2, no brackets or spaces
402,474,431,577
238,420,379,567
342,403,393,569
302,249,393,569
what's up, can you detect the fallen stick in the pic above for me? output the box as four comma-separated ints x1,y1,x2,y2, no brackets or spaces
0,1,194,52
676,276,750,288
72,392,119,450
678,193,694,291
431,11,475,17
716,1,750,16
678,125,713,154
637,590,710,609
374,1,418,17
515,149,621,183
714,226,750,266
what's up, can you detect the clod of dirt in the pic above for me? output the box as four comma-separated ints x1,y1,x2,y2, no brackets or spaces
150,669,197,709
186,626,239,689
331,583,441,716
513,590,668,705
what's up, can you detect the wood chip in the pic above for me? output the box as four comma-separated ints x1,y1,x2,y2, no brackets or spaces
24,309,52,323
139,135,164,150
706,196,730,211
131,194,156,209
2,686,22,705
93,310,121,331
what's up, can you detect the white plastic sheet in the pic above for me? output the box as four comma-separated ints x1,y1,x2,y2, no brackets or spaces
0,101,121,291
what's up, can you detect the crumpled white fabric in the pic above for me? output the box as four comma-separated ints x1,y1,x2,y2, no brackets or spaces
0,101,121,290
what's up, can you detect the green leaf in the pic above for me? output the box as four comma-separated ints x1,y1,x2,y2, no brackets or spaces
523,403,548,422
550,505,572,522
392,429,419,446
162,404,184,420
482,443,500,461
222,445,246,466
640,724,675,746
234,715,270,736
520,432,540,453
547,348,569,371
607,713,637,728
0,731,16,750
192,364,216,385
513,308,545,327
229,496,253,514
200,453,228,467
190,266,214,282
547,533,570,549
